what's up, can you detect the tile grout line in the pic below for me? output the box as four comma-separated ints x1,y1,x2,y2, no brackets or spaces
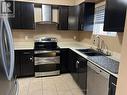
56,75,73,95
54,77,59,95
26,78,32,95
18,74,84,95
41,77,43,95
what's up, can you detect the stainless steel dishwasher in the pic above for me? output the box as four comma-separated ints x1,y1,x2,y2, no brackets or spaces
87,61,110,95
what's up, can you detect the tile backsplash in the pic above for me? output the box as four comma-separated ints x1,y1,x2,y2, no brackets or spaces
79,32,123,53
12,24,79,43
13,24,123,53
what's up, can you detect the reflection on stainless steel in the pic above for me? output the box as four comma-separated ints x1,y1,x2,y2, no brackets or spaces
35,56,60,65
87,61,109,95
0,16,17,95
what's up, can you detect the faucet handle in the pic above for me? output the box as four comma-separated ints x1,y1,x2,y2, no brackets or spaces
106,51,111,56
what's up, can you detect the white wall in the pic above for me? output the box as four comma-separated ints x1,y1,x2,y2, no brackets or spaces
116,13,127,95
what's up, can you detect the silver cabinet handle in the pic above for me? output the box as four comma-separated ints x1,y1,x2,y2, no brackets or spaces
76,60,79,69
112,82,116,87
30,57,33,60
30,57,34,62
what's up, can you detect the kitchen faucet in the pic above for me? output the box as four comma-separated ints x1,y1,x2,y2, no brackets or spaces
93,35,111,55
95,35,102,51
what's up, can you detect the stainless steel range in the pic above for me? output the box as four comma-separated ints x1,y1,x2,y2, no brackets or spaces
34,37,60,77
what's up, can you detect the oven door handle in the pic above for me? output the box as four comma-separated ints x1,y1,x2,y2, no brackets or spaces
34,50,60,54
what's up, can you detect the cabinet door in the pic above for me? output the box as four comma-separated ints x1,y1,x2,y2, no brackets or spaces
77,57,87,94
14,50,21,77
9,2,35,29
68,50,87,94
60,49,69,73
68,50,77,73
68,50,79,83
83,3,95,32
68,6,79,30
20,50,34,77
58,6,68,30
20,2,35,29
78,3,85,30
79,2,95,31
9,2,21,29
104,0,126,32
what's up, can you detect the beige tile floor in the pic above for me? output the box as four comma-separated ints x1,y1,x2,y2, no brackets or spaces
18,74,84,95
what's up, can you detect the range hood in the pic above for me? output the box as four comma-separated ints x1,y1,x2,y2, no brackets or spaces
37,5,58,24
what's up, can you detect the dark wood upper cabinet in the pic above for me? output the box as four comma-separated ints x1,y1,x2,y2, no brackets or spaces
9,2,21,29
9,2,35,29
104,0,126,32
79,2,95,32
68,6,79,30
20,2,35,29
58,6,69,30
57,3,95,31
68,2,95,31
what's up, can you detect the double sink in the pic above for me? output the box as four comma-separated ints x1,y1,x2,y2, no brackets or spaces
77,48,119,74
77,48,107,56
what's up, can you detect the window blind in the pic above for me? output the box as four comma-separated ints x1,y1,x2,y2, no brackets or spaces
94,5,105,24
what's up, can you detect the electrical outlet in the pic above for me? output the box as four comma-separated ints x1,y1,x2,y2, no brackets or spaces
73,36,76,40
25,36,28,40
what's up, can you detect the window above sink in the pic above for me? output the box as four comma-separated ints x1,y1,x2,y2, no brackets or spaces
93,1,117,37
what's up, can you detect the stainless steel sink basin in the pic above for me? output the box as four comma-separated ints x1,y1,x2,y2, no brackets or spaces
76,48,96,53
84,52,104,56
77,48,106,56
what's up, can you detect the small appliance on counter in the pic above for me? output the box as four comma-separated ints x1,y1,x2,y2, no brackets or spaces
34,37,60,77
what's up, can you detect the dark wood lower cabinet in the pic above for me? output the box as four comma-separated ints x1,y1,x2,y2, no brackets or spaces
60,49,69,73
14,50,21,77
60,49,117,95
60,49,87,94
14,50,34,77
69,49,87,94
108,75,117,95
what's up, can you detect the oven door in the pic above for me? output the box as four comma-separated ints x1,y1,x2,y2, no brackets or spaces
35,56,60,65
35,64,60,72
34,50,60,65
34,50,60,76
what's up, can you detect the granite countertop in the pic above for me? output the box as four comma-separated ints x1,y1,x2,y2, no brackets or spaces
71,49,119,78
58,42,119,77
88,56,119,74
